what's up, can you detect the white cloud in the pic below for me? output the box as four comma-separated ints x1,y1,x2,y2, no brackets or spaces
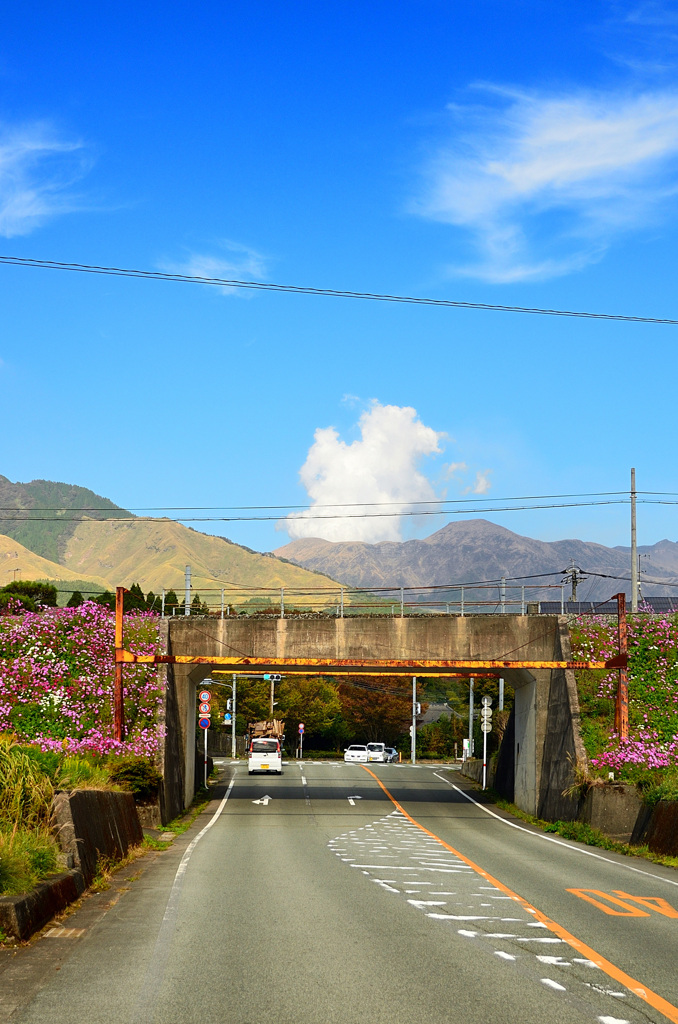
0,122,88,237
413,86,678,281
445,461,468,478
282,402,444,543
159,241,268,295
466,470,492,495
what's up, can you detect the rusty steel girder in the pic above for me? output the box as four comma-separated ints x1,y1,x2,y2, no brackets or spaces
115,650,625,673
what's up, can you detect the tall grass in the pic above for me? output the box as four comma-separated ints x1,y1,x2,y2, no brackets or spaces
0,825,59,896
0,734,54,827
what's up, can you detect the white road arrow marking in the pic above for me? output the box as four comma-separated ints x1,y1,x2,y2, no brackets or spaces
347,796,363,806
252,796,272,806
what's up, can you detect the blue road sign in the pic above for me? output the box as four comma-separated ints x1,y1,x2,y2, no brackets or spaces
198,717,210,730
223,713,232,723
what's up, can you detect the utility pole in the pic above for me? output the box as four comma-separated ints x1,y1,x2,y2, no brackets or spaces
184,564,191,616
411,676,418,764
231,673,237,759
468,676,474,757
631,468,638,613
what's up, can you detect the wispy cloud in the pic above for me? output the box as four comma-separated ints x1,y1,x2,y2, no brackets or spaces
0,122,89,237
444,461,468,478
159,241,268,295
465,470,492,495
281,402,444,543
413,86,678,281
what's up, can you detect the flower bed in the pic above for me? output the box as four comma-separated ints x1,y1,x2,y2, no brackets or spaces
571,614,678,778
0,603,163,757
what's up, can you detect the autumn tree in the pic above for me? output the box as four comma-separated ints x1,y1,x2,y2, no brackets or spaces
337,676,424,744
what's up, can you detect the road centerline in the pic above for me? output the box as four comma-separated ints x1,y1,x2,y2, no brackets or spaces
360,764,678,1024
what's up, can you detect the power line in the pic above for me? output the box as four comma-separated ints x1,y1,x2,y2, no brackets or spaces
0,499,637,524
1,255,677,325
0,490,636,512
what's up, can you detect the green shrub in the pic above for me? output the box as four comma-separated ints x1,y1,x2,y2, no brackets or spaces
106,755,162,801
0,592,36,613
2,581,57,607
638,769,678,807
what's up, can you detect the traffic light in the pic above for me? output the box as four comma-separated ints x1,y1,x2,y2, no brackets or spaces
226,698,233,711
415,702,421,715
409,725,414,736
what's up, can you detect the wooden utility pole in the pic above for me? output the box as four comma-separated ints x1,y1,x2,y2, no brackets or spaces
614,592,629,740
114,586,126,742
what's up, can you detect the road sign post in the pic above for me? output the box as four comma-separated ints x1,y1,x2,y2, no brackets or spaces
198,690,211,787
299,722,304,759
480,697,492,790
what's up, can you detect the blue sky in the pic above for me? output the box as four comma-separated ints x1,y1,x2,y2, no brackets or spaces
2,1,678,553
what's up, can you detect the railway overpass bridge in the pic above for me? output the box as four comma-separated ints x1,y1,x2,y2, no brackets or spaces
118,613,616,823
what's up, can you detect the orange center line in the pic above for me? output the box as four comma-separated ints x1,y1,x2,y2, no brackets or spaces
361,765,678,1024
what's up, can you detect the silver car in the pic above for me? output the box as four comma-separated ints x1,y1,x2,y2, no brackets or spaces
344,744,368,762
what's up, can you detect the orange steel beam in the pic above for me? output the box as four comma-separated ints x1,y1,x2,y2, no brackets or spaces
116,650,625,673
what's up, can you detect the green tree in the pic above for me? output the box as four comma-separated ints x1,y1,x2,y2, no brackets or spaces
3,581,57,607
124,583,146,613
93,590,116,610
66,590,84,607
277,676,342,745
164,589,179,615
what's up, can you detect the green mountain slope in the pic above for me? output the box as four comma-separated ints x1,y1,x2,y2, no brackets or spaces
0,476,131,564
0,475,353,610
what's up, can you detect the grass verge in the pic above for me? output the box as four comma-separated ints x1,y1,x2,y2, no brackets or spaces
161,789,212,836
486,788,678,870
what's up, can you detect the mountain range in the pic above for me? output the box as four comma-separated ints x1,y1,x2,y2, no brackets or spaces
0,476,347,609
275,519,678,604
5,475,677,608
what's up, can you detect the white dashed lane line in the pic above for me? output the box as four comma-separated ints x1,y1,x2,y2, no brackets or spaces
328,811,660,1024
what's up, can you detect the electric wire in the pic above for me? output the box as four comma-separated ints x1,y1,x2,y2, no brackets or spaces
1,255,677,324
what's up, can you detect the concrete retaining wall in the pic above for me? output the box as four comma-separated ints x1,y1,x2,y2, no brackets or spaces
0,789,143,940
0,870,85,941
51,789,143,885
634,801,678,856
581,785,643,843
461,758,495,788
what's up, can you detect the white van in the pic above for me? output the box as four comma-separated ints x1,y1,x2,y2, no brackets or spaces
248,737,283,775
366,742,386,763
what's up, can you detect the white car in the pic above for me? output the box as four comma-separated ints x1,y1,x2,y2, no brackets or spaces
367,742,386,762
344,744,368,762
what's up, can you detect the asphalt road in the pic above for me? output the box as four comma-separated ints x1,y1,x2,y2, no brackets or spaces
2,761,678,1024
